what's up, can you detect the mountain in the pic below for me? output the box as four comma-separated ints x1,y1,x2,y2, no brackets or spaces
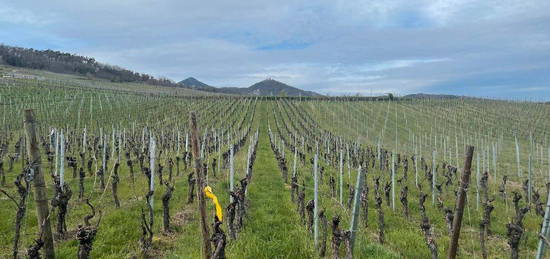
218,79,321,97
177,77,321,96
248,79,321,96
177,77,218,92
179,77,209,88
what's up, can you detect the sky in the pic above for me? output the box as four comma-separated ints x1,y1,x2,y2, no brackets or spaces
1,0,549,100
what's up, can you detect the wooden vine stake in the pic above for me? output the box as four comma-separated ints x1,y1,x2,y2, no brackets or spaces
339,148,343,205
189,112,211,259
536,188,550,259
349,166,365,254
230,146,234,203
24,109,55,259
447,146,474,259
313,152,319,248
60,131,65,190
149,135,156,208
293,136,297,179
414,145,419,188
528,154,532,204
514,134,521,177
391,152,395,210
476,150,480,210
432,150,437,204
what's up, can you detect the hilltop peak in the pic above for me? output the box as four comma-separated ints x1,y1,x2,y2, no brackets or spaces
178,77,208,87
177,77,218,91
176,76,321,96
247,79,321,96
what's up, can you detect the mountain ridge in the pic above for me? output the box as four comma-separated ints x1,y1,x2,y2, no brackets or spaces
178,77,322,96
177,77,218,92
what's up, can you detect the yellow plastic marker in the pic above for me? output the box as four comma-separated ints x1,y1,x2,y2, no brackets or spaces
204,186,223,222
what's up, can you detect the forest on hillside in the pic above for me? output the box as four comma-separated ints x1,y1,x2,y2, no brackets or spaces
0,44,178,87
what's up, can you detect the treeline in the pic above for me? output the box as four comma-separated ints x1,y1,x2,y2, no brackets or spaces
0,44,178,87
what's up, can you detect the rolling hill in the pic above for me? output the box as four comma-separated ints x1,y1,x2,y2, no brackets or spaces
177,77,219,92
245,79,321,97
1,44,321,96
179,77,322,97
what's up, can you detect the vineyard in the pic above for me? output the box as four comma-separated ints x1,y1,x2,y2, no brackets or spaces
1,74,550,259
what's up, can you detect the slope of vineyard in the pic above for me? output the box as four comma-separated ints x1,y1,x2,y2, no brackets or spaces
0,77,549,258
0,65,218,96
267,98,549,258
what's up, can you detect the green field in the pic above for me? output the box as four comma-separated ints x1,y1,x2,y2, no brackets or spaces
1,72,549,258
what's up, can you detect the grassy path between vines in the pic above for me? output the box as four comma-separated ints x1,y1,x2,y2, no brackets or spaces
226,101,315,258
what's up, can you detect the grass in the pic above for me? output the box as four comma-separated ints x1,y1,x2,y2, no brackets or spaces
225,101,316,258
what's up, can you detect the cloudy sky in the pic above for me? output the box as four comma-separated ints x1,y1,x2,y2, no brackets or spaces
1,0,549,99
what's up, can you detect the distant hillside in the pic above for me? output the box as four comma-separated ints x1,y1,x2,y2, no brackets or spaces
178,77,219,92
246,79,321,97
178,77,321,96
1,44,320,96
0,44,179,87
0,64,218,96
219,79,321,96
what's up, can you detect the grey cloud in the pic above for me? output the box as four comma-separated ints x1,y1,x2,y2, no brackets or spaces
2,0,549,99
